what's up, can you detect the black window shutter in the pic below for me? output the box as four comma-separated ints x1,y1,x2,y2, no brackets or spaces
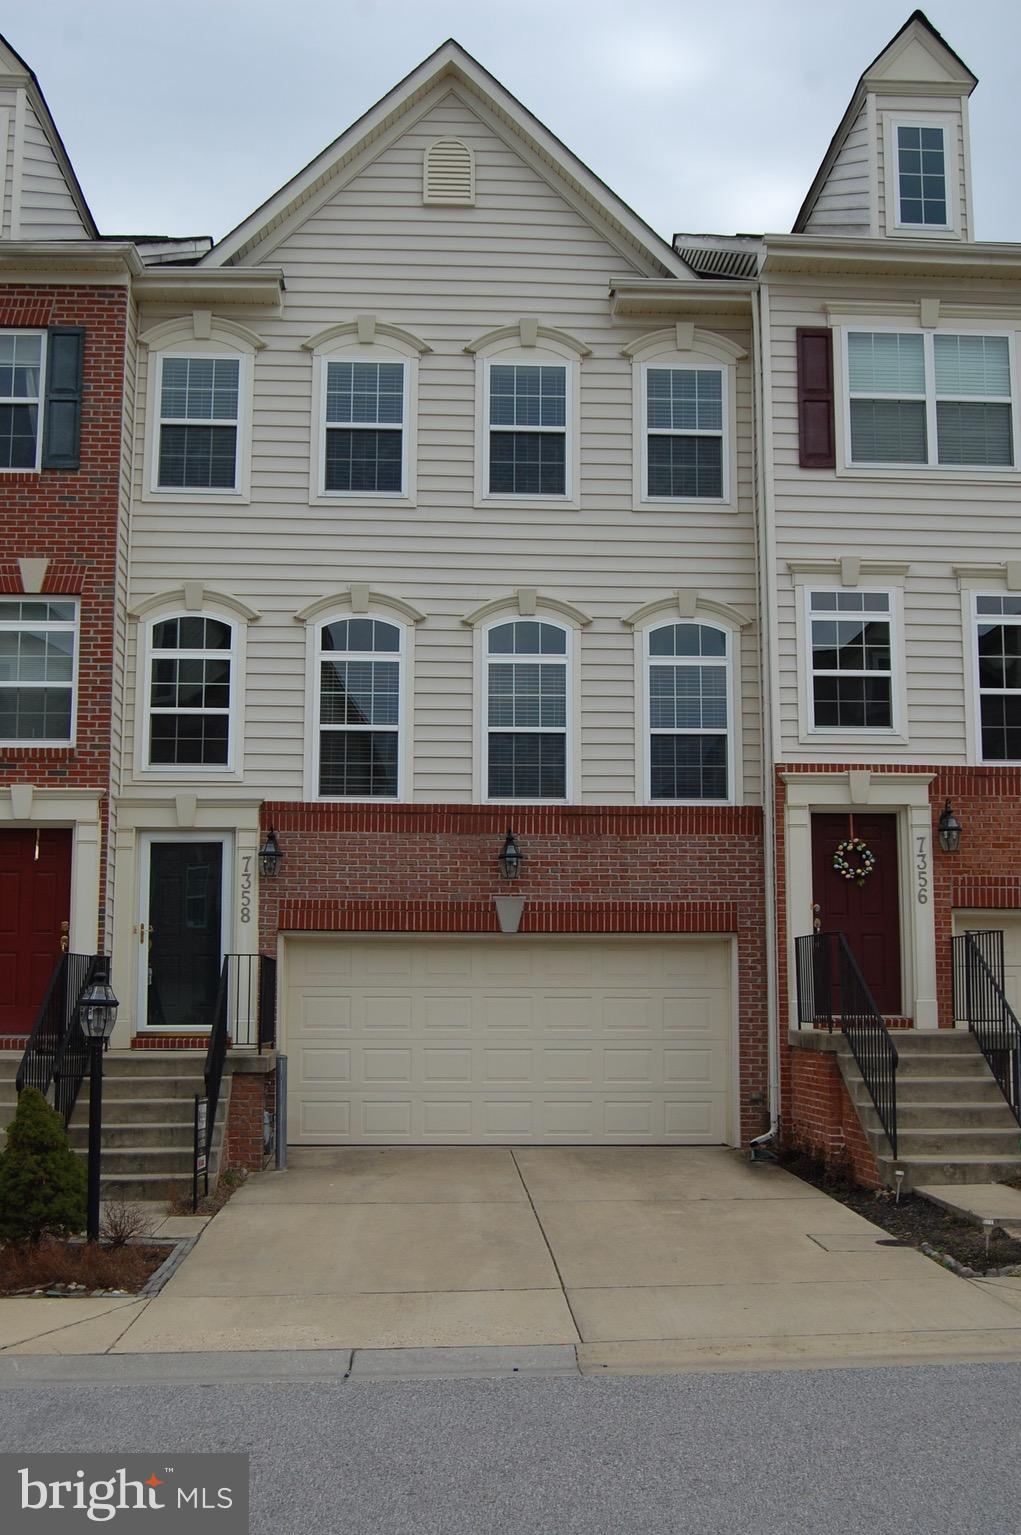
41,327,85,470
796,327,835,470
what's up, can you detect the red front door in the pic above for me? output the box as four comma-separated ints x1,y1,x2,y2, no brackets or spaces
0,829,73,1034
811,813,902,1015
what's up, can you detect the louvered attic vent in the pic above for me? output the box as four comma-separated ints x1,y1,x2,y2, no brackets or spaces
423,139,475,205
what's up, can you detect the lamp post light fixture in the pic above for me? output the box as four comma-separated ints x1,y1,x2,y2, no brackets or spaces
937,799,963,855
78,958,119,1243
498,828,522,880
259,827,283,879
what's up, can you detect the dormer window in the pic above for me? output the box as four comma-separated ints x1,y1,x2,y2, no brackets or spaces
894,122,948,230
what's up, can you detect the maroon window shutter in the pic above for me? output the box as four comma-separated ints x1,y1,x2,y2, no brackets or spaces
796,327,836,469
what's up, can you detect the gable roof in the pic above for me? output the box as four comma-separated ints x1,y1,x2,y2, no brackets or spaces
793,10,976,235
0,31,98,238
201,39,692,279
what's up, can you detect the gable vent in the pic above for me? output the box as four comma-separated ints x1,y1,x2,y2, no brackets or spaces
423,139,475,206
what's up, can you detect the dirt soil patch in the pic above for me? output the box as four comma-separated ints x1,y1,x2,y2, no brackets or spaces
0,1238,169,1296
780,1151,1021,1274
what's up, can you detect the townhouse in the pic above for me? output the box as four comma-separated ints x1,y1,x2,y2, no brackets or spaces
4,11,1021,1192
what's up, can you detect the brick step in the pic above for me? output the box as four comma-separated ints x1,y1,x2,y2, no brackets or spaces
860,1100,1020,1131
876,1153,1021,1190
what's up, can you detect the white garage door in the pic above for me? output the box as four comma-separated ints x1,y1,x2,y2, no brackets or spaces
284,936,733,1145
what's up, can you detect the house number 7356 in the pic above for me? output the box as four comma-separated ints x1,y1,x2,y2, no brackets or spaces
916,836,929,905
239,854,252,923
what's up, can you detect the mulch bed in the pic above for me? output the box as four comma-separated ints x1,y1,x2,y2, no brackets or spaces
0,1238,170,1296
780,1150,1021,1274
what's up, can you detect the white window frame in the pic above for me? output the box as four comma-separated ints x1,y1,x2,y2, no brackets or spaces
309,342,418,506
635,618,737,805
142,331,256,504
798,585,907,743
476,616,578,805
837,323,1020,478
628,331,741,512
884,114,957,237
637,361,731,507
137,609,244,780
474,342,580,509
0,596,79,747
305,611,411,802
969,590,1021,765
0,329,46,475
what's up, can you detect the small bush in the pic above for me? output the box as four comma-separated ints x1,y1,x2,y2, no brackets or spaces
0,1086,87,1242
99,1201,153,1248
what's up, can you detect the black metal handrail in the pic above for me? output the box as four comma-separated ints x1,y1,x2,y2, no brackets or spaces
203,957,231,1162
794,931,898,1155
953,931,1021,1126
16,952,99,1122
222,953,277,1051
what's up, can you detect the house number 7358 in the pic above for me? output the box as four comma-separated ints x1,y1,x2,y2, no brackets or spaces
916,836,928,905
239,854,252,923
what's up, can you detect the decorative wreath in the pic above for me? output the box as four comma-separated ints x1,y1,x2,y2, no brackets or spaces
832,836,877,886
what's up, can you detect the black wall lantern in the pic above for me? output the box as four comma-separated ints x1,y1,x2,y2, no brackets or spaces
937,798,962,854
498,828,522,880
259,828,283,878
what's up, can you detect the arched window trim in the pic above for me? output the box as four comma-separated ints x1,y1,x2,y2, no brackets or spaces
470,330,584,510
307,333,420,508
304,609,412,802
136,604,245,781
475,613,579,805
628,331,740,512
140,319,258,506
634,614,740,806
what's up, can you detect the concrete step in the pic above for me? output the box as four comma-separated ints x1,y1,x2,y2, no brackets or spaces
94,1172,194,1203
100,1052,208,1074
886,1077,1006,1105
67,1121,196,1150
896,1052,991,1078
877,1153,1021,1190
893,1127,1021,1158
861,1100,1020,1131
72,1146,196,1175
80,1075,204,1100
891,1033,980,1053
69,1096,202,1125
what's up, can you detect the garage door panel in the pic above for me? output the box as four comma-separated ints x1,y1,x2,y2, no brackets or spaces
286,937,732,1145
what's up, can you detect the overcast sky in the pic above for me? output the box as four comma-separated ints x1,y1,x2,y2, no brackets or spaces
10,0,1021,244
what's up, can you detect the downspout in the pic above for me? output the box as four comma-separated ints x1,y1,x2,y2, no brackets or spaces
751,276,782,1143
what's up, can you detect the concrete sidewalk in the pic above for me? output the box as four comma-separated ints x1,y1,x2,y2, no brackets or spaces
6,1147,1021,1373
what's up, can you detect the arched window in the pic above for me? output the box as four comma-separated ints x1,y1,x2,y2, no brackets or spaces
485,618,570,801
314,615,406,798
626,328,743,509
645,621,732,801
146,613,237,769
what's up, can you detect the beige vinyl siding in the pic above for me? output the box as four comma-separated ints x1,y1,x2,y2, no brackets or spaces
804,105,872,236
767,274,1021,762
876,96,969,239
125,87,761,805
0,87,13,237
17,95,88,239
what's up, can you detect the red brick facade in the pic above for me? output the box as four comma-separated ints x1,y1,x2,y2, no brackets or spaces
224,1071,275,1172
258,801,770,1144
0,284,127,947
785,1043,882,1188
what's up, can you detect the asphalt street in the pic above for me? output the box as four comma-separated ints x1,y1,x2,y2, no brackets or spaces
1,1360,1019,1534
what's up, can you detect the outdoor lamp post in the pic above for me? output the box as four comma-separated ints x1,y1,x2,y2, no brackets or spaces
497,828,522,880
937,799,963,854
259,827,283,878
79,958,119,1242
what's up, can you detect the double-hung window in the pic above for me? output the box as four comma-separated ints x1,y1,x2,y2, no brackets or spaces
807,590,894,731
323,360,406,495
486,620,568,799
157,356,240,490
0,333,43,471
644,367,725,500
846,330,1014,470
148,616,234,767
646,623,730,800
975,595,1021,761
0,598,77,743
317,617,403,798
487,364,568,497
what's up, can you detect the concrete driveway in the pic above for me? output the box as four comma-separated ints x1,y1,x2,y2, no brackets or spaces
91,1146,1021,1370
